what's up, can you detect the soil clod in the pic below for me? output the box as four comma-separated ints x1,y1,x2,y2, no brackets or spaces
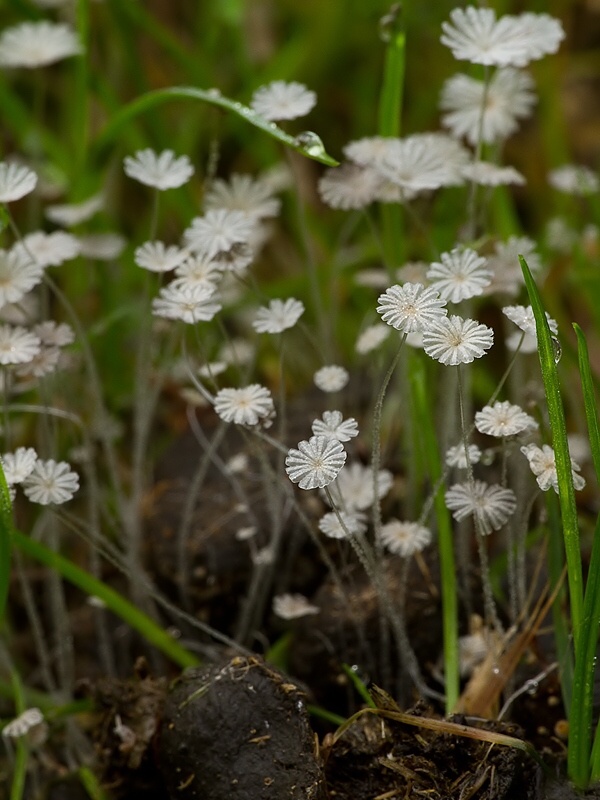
158,656,326,799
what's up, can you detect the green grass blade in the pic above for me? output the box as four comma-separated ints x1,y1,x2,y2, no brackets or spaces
0,77,68,168
0,679,93,718
0,680,52,713
9,728,27,800
546,492,573,717
573,324,600,483
91,86,339,166
377,6,405,138
520,256,587,787
0,461,13,629
46,699,94,720
409,353,459,712
519,255,583,645
69,0,91,181
307,704,347,727
568,324,600,787
569,511,600,788
378,4,405,268
12,530,199,670
78,766,110,800
591,720,600,784
264,632,291,672
342,662,377,709
490,184,521,238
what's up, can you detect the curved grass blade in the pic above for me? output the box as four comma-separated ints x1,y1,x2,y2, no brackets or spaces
12,530,199,670
307,704,346,727
521,256,587,787
342,663,377,709
519,256,583,645
91,86,339,166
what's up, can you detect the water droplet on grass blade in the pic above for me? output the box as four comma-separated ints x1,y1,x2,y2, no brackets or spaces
293,131,328,159
379,2,403,43
551,337,562,364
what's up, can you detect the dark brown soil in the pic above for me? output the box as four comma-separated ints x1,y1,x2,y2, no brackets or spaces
4,421,600,799
80,656,564,800
323,707,535,800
